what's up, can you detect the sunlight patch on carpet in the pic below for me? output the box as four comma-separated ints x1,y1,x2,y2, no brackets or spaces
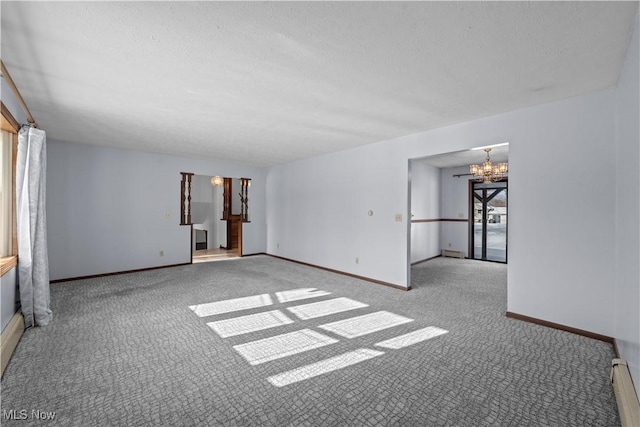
189,288,450,387
275,288,332,303
207,310,294,338
267,348,385,387
287,297,368,320
233,329,338,365
375,326,448,349
319,311,414,339
189,294,272,317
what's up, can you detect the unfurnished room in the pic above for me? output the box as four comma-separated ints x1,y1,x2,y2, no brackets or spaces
1,2,639,426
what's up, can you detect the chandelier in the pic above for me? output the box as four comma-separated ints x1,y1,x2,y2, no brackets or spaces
469,148,508,183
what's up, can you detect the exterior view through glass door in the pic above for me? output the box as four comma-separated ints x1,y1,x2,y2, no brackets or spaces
470,180,507,262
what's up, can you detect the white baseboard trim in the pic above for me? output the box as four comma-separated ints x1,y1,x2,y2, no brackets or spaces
1,311,24,377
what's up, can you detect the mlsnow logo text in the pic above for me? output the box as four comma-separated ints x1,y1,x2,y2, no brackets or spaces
3,409,56,420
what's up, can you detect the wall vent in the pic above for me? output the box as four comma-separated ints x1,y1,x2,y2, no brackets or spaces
441,249,465,259
610,358,640,427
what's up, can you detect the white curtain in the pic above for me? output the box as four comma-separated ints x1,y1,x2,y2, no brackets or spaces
16,126,52,328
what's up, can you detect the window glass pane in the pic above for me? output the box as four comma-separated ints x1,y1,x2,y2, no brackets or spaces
486,189,507,262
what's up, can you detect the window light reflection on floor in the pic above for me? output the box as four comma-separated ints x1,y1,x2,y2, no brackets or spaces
189,289,449,386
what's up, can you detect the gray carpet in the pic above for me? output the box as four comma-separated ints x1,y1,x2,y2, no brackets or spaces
1,256,619,426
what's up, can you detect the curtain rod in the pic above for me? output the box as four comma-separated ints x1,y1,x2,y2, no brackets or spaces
0,59,38,128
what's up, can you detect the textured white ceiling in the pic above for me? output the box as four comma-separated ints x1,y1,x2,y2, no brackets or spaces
419,143,510,169
1,2,637,166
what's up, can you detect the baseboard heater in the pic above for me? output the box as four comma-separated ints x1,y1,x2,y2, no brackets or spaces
1,311,24,378
441,249,465,258
610,359,640,426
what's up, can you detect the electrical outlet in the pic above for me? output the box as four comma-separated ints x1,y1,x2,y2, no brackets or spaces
448,243,452,248
355,257,359,264
395,214,402,222
160,250,164,256
164,212,171,218
277,243,280,249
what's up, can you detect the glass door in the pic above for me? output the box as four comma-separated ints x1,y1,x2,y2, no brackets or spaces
471,180,507,262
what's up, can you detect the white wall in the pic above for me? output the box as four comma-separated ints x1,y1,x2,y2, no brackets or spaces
440,165,472,256
211,184,224,249
191,174,224,251
409,163,481,262
409,159,441,263
614,12,640,395
47,140,267,281
505,93,617,335
267,140,410,286
191,174,214,226
268,88,619,333
440,166,470,220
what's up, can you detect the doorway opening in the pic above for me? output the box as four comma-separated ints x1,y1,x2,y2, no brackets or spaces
180,174,251,264
407,142,509,287
469,180,508,263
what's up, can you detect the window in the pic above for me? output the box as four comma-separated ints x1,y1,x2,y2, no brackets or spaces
1,130,12,255
1,103,19,275
469,179,508,263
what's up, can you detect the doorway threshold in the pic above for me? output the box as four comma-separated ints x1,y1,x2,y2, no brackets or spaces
193,248,240,263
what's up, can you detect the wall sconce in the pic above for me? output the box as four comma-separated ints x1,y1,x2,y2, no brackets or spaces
210,175,223,187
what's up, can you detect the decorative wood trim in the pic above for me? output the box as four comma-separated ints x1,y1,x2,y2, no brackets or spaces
1,311,24,378
1,102,20,132
179,172,194,225
49,263,191,284
240,177,251,222
222,177,231,220
2,105,19,257
267,254,410,291
1,60,37,126
0,255,18,277
411,218,469,223
506,311,615,345
411,254,442,266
